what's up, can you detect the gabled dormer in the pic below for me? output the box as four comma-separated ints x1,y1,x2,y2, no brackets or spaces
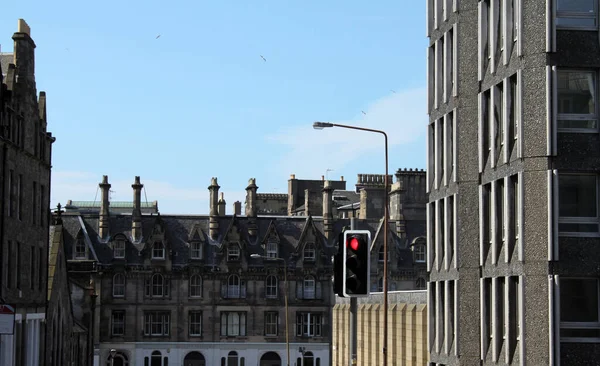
73,231,88,260
220,218,245,264
189,224,205,261
296,217,322,266
261,221,282,259
147,216,169,262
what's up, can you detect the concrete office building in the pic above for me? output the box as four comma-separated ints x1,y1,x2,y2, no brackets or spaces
427,0,600,365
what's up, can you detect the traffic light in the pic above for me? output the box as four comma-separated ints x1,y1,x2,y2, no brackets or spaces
342,230,371,297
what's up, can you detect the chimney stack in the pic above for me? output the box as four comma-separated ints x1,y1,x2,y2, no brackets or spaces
218,192,226,216
132,176,143,241
322,180,334,239
304,189,310,216
246,178,258,236
13,19,35,86
321,175,325,181
233,201,242,216
99,175,111,240
341,176,344,181
208,177,220,239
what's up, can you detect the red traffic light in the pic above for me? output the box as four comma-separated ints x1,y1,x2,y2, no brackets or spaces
348,237,360,251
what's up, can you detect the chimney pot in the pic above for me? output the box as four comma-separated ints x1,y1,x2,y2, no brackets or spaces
321,175,325,181
290,174,296,180
341,176,344,181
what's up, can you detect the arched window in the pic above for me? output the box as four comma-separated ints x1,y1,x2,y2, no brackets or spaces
303,275,316,299
152,274,164,297
114,239,126,259
189,275,202,298
228,275,240,298
266,275,278,299
416,277,426,289
302,352,314,366
266,241,278,258
303,243,316,262
106,351,129,366
414,244,426,263
152,242,165,259
227,351,238,366
151,351,161,366
113,273,125,297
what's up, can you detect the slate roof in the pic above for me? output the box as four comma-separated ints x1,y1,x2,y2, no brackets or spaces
56,212,421,270
0,53,12,78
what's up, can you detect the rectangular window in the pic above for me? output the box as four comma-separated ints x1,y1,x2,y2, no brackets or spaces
74,239,87,259
30,245,35,290
265,311,278,336
190,242,202,259
558,70,597,131
32,181,37,225
6,241,12,288
40,184,45,227
17,174,22,221
38,247,43,291
556,0,598,29
144,312,170,336
560,278,600,341
220,312,247,337
227,244,240,261
296,312,322,337
112,311,125,336
266,241,278,258
189,311,202,336
16,242,21,290
113,240,125,259
559,174,598,235
8,170,14,218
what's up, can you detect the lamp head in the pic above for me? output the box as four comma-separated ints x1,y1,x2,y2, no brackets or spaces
250,254,262,259
313,122,334,130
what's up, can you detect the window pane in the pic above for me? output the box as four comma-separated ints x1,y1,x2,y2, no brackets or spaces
560,279,599,322
559,223,599,233
561,328,600,338
558,119,598,130
559,175,597,217
557,0,595,13
558,71,596,115
557,17,597,28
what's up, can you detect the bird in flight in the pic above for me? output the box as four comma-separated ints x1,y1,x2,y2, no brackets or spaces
260,55,267,62
390,89,396,93
361,111,367,115
156,35,161,39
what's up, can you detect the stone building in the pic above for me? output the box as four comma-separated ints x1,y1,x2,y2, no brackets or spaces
0,19,55,366
56,173,427,366
46,215,89,366
427,1,600,365
332,291,428,366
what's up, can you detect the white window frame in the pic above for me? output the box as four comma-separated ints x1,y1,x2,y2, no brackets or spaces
266,275,278,299
303,243,316,262
296,312,323,337
112,273,125,298
152,274,164,297
303,276,316,299
556,0,598,30
111,311,125,336
265,311,278,336
220,311,247,337
190,241,202,259
560,278,600,343
227,244,240,261
557,70,598,133
144,312,170,336
189,275,202,298
228,274,241,298
266,241,278,258
152,242,165,259
415,244,427,263
113,239,125,259
74,238,86,259
189,311,202,336
558,174,600,237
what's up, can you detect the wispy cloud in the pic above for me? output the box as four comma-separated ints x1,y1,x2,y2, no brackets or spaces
265,87,427,178
51,171,247,215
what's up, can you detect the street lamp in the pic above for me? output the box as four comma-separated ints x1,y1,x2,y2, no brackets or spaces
251,254,290,366
312,121,390,366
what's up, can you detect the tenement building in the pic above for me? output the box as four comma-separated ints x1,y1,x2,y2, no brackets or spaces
0,19,55,365
55,173,427,366
427,1,600,365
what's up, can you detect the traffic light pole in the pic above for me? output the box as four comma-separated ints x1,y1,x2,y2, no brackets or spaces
349,218,357,366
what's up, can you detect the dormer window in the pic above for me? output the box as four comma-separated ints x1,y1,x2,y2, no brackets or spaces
414,244,426,263
114,240,126,259
266,241,278,258
190,241,203,259
74,237,86,259
152,242,165,259
227,244,240,261
378,247,385,262
303,243,316,262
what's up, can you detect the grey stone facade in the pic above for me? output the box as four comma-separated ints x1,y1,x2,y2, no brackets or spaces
0,19,55,366
428,1,600,365
55,174,427,366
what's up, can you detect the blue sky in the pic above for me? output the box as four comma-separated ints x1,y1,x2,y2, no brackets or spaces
1,1,427,214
